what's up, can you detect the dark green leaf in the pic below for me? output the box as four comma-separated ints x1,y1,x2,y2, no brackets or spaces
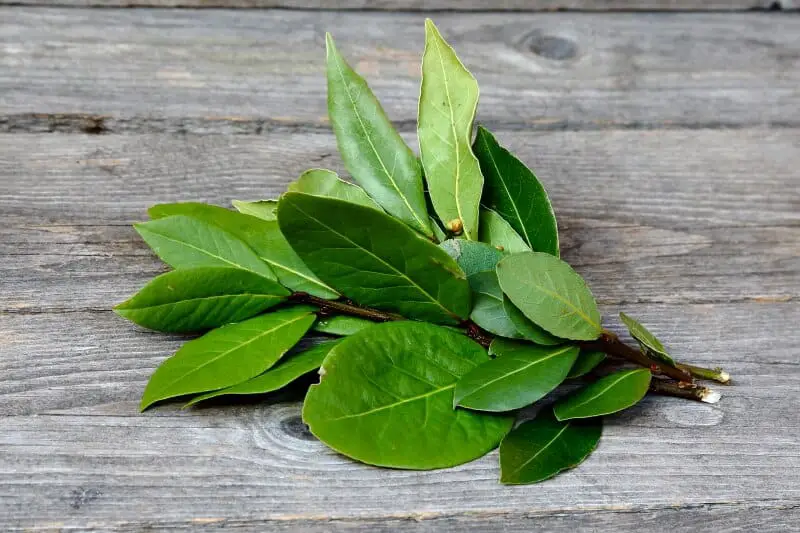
134,215,275,280
185,341,339,406
140,307,316,411
114,267,289,332
566,350,607,379
313,315,374,336
455,340,579,412
288,169,382,211
278,193,471,325
326,34,432,237
232,199,278,221
474,126,559,256
553,368,652,421
303,322,514,469
479,209,530,254
619,312,676,366
418,19,482,240
503,296,564,346
500,410,601,485
497,252,602,341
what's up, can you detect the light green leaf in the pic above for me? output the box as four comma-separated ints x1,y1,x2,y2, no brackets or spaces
278,193,471,325
479,209,530,254
430,216,447,243
313,315,375,336
140,307,316,411
288,169,382,211
500,410,601,485
474,126,559,256
326,34,432,237
418,19,483,240
553,368,652,421
502,296,564,346
134,215,275,280
185,341,339,406
303,322,514,469
232,199,278,221
619,312,676,366
114,267,289,332
455,340,579,412
566,350,606,379
150,202,338,299
497,252,602,341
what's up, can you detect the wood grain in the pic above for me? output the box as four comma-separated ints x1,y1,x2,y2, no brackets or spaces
2,10,800,129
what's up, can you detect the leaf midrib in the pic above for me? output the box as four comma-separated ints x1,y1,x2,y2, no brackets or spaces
118,292,284,312
560,371,643,416
522,276,600,332
508,424,570,478
329,383,455,421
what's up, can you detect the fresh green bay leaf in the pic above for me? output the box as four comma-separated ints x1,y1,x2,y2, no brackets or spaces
232,199,278,221
313,315,375,336
278,193,471,324
479,209,530,254
619,312,676,366
185,341,339,406
500,410,602,485
289,169,382,211
553,368,652,421
503,296,564,346
455,340,579,412
430,216,447,243
567,350,607,379
497,252,602,341
114,267,289,332
326,34,432,237
134,215,275,280
303,322,514,469
418,19,483,240
474,126,559,256
140,307,317,411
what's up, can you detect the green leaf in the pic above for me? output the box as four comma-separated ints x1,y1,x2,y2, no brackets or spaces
232,199,278,221
455,340,579,412
288,169,382,211
326,34,432,237
500,410,601,485
553,368,652,421
497,252,602,341
313,315,374,336
474,126,559,256
619,312,676,366
140,307,316,411
185,341,339,406
150,202,338,299
278,193,471,325
134,215,276,280
430,216,447,243
566,350,606,379
114,267,289,333
479,209,530,254
303,322,514,469
503,296,564,346
418,19,483,241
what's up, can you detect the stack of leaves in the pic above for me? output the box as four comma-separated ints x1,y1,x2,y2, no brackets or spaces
116,20,730,485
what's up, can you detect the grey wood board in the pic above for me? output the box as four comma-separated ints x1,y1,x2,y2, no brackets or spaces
2,10,800,129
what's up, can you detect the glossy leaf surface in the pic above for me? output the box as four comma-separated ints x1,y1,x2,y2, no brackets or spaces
418,19,482,240
232,199,278,221
303,322,514,469
326,34,432,237
479,208,530,254
455,340,579,412
288,169,382,211
497,252,602,341
278,193,470,324
500,410,602,485
566,350,607,379
114,267,289,332
313,315,375,336
503,296,563,346
140,307,316,410
554,368,652,421
619,312,676,366
474,126,559,256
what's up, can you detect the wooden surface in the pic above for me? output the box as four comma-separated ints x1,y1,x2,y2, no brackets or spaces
1,4,799,532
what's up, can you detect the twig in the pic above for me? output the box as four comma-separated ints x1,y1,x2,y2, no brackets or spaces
581,331,693,383
288,292,404,323
677,363,731,384
649,379,721,404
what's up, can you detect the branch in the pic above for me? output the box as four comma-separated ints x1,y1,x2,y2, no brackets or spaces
581,331,693,383
649,379,721,404
288,292,404,322
677,363,731,384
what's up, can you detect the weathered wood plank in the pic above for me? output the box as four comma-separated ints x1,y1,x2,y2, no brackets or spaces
2,10,800,129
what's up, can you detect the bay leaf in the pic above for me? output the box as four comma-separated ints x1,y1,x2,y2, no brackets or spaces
619,312,676,366
566,350,607,379
326,34,432,237
185,341,339,406
278,192,471,324
302,322,514,469
134,215,275,280
430,216,447,243
500,410,602,485
418,19,482,240
313,315,375,336
288,169,382,211
455,340,579,412
497,252,602,341
553,368,652,421
473,126,559,256
232,199,278,221
503,296,564,346
114,267,289,333
479,208,530,254
140,307,316,411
